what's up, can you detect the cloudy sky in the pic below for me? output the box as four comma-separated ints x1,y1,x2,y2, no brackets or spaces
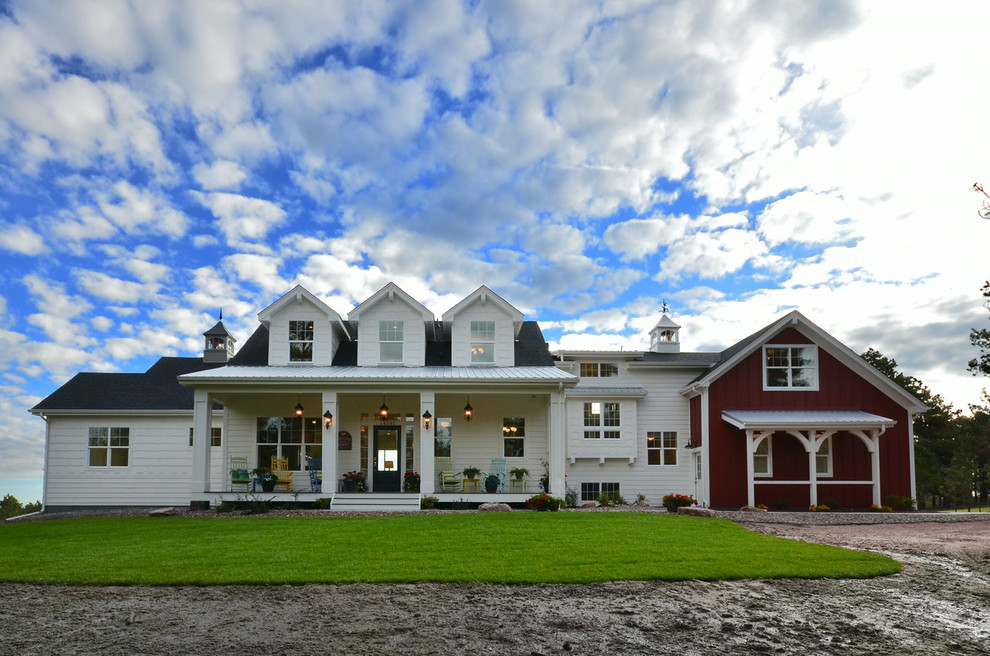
3,0,990,503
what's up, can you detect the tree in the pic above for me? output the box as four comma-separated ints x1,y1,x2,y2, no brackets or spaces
968,281,990,376
861,348,959,509
0,494,41,520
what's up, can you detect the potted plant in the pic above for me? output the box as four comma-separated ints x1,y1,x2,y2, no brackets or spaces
251,467,277,493
484,472,502,493
403,471,421,493
661,492,696,513
509,467,529,481
341,470,367,493
462,466,481,480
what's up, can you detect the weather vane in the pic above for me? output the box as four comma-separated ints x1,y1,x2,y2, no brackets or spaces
972,182,990,219
661,299,669,314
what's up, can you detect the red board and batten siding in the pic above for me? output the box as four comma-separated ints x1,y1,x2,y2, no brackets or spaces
704,327,914,508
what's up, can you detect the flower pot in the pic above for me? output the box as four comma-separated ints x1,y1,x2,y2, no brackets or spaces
485,479,499,493
261,481,276,493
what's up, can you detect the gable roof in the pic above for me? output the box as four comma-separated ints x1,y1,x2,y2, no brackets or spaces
680,310,928,414
30,357,224,414
347,282,434,323
257,285,350,339
441,285,524,336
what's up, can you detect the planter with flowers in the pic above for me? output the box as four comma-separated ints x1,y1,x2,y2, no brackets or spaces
484,472,502,493
341,470,368,493
403,471,420,493
526,492,563,512
661,493,697,513
251,468,278,493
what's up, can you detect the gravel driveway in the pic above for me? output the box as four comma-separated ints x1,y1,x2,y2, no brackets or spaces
2,510,988,655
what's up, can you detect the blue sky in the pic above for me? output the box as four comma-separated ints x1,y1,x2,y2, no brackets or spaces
3,0,990,504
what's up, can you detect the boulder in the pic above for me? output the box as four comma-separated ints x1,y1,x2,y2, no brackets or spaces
478,502,512,512
148,507,179,517
739,505,768,512
677,506,716,517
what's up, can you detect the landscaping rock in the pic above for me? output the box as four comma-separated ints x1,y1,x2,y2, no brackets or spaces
739,505,768,512
148,507,178,517
478,503,512,512
677,506,717,517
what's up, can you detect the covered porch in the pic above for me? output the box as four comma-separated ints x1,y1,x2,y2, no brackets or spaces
182,366,573,507
722,410,896,508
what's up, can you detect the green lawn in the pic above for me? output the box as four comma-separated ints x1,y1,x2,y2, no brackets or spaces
0,513,899,585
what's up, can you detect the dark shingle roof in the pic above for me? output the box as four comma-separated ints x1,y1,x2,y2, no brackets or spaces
31,357,224,412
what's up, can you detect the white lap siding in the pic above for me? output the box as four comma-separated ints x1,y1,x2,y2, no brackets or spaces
43,414,220,509
562,362,705,506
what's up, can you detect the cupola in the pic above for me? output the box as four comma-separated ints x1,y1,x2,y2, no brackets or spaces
649,313,680,354
203,315,236,363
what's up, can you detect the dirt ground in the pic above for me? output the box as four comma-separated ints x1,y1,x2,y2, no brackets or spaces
1,514,989,655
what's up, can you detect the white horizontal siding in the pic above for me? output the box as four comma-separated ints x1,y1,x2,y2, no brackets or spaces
266,304,335,366
449,304,516,367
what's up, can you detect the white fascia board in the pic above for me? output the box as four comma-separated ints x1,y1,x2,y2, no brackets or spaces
347,282,434,322
257,285,350,339
553,350,645,360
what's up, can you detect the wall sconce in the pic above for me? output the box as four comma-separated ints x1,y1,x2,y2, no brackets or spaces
294,396,304,416
323,410,334,430
422,410,432,430
463,397,473,422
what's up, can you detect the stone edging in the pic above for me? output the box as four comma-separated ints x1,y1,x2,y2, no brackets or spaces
715,510,990,525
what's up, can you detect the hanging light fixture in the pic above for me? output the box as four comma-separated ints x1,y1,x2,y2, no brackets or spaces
323,410,334,429
422,410,432,430
294,396,304,416
463,397,473,422
379,395,389,419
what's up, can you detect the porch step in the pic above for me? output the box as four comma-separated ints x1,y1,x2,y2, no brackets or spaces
332,493,421,512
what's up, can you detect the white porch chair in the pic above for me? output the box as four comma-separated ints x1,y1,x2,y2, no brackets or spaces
435,457,461,492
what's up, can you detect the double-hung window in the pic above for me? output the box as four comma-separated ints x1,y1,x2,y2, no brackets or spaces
764,345,818,389
470,321,495,363
89,427,129,467
816,436,832,476
753,438,772,476
289,320,314,362
647,431,678,465
579,362,618,377
257,416,321,471
502,417,525,457
583,402,620,439
581,481,620,502
379,320,404,363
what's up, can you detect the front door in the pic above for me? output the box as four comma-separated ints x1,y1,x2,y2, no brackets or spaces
373,425,401,492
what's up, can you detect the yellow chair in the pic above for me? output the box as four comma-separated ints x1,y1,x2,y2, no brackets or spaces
271,457,294,491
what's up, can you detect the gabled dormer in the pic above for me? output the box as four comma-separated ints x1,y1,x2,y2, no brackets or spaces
203,317,236,364
442,286,524,367
348,282,435,367
649,314,680,353
257,285,349,366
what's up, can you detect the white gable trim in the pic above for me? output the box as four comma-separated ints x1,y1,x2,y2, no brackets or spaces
347,282,434,322
442,285,524,336
257,285,349,339
680,310,927,414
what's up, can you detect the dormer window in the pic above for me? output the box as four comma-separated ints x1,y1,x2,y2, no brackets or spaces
470,321,495,363
289,321,314,362
764,345,818,389
379,320,404,363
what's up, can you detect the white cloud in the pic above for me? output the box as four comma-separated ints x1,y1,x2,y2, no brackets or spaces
75,270,155,303
192,160,248,190
99,181,188,237
0,224,47,255
192,191,288,247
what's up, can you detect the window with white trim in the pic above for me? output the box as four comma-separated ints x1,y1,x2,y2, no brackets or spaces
470,320,495,363
502,417,525,457
188,426,222,447
753,437,772,477
764,345,818,389
379,320,404,363
583,402,620,439
647,431,677,465
815,436,832,476
89,427,129,467
289,320,314,362
580,362,618,377
581,481,620,502
257,416,321,472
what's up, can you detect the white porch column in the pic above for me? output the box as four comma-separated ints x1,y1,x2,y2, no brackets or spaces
191,389,213,496
322,391,337,495
548,385,566,495
745,430,756,507
870,432,882,506
807,433,818,508
420,392,435,494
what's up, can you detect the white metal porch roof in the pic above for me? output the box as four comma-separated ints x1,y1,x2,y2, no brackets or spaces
179,365,578,385
721,410,896,431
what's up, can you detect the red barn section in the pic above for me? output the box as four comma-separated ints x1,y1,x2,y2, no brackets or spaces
695,325,919,509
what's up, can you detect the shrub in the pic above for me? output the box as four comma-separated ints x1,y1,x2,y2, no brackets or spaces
312,497,333,509
810,504,831,512
526,493,563,511
756,503,769,510
772,497,789,510
403,471,420,493
823,498,841,511
421,495,438,509
661,493,696,513
341,470,367,492
869,504,893,513
564,486,579,508
596,492,615,507
885,495,915,510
